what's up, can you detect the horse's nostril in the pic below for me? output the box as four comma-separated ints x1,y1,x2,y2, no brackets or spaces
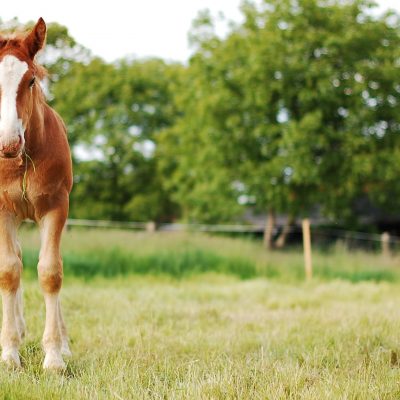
0,135,23,157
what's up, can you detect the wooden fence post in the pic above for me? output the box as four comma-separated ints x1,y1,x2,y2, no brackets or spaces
146,221,156,233
302,218,312,280
381,232,390,258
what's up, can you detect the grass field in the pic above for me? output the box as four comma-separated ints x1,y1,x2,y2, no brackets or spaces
1,228,400,399
19,227,400,283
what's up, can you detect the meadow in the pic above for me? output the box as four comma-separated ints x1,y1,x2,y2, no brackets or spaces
1,228,400,399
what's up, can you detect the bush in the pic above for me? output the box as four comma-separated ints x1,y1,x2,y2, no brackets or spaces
22,247,257,280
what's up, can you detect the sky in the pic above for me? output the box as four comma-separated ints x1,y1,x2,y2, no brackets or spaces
0,0,399,63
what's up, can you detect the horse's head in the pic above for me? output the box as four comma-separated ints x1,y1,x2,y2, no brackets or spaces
0,18,46,158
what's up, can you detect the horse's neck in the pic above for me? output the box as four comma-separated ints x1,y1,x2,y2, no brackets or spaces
24,101,46,156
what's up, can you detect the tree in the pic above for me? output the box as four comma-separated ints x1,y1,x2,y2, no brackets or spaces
52,58,183,221
162,0,400,235
157,32,244,224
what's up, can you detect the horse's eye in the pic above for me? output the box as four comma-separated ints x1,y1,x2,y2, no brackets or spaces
29,77,36,87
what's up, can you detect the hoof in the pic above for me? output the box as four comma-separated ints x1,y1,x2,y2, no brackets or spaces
61,341,72,357
2,348,21,368
43,350,65,371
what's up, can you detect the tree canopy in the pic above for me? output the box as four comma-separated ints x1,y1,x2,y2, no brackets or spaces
160,0,400,226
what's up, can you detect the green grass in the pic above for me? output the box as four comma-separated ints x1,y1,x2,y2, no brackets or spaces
1,277,400,399
19,227,400,283
0,227,399,398
21,247,257,280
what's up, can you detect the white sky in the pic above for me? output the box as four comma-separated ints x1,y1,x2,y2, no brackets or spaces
0,0,398,63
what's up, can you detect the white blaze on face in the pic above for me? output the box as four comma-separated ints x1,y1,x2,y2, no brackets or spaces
0,55,28,143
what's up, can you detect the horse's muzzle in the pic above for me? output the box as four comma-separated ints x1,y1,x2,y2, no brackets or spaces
0,135,23,158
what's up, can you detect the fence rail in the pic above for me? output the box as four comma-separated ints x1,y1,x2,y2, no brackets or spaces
55,218,400,245
65,218,147,230
21,217,400,280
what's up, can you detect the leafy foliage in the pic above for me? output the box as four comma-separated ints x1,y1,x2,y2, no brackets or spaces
51,58,183,221
161,0,400,224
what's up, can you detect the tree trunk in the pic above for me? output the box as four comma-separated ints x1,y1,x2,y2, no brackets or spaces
275,215,295,249
263,209,276,249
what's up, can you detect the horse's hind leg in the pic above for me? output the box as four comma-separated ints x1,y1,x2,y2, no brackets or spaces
0,213,22,367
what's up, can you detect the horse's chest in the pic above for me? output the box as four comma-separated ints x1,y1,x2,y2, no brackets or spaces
0,164,42,221
0,176,33,220
0,154,70,221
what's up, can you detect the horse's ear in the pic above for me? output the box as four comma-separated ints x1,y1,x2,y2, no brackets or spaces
24,18,47,59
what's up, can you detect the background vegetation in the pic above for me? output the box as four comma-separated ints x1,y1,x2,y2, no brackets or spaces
4,0,400,233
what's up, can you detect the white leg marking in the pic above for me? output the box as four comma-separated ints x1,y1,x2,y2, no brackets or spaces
0,214,22,367
15,286,25,339
58,299,72,357
39,208,68,370
43,293,65,370
1,291,21,367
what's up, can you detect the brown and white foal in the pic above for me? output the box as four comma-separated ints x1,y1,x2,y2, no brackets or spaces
0,18,72,369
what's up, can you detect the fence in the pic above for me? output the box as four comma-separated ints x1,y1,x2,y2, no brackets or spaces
56,218,400,280
59,218,400,250
62,219,400,245
64,219,262,233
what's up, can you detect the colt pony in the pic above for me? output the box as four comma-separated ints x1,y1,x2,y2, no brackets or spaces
0,18,72,369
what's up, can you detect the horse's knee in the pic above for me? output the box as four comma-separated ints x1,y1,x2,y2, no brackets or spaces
0,255,22,292
38,257,63,293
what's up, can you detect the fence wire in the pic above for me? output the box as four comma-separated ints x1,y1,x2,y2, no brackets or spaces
54,218,400,254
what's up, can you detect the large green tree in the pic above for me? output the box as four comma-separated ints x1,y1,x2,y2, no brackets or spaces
161,0,400,232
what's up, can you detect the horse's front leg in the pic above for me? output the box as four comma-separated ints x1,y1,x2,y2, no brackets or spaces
38,206,70,370
0,213,22,367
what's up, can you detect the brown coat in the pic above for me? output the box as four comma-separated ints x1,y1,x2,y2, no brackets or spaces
0,18,73,370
